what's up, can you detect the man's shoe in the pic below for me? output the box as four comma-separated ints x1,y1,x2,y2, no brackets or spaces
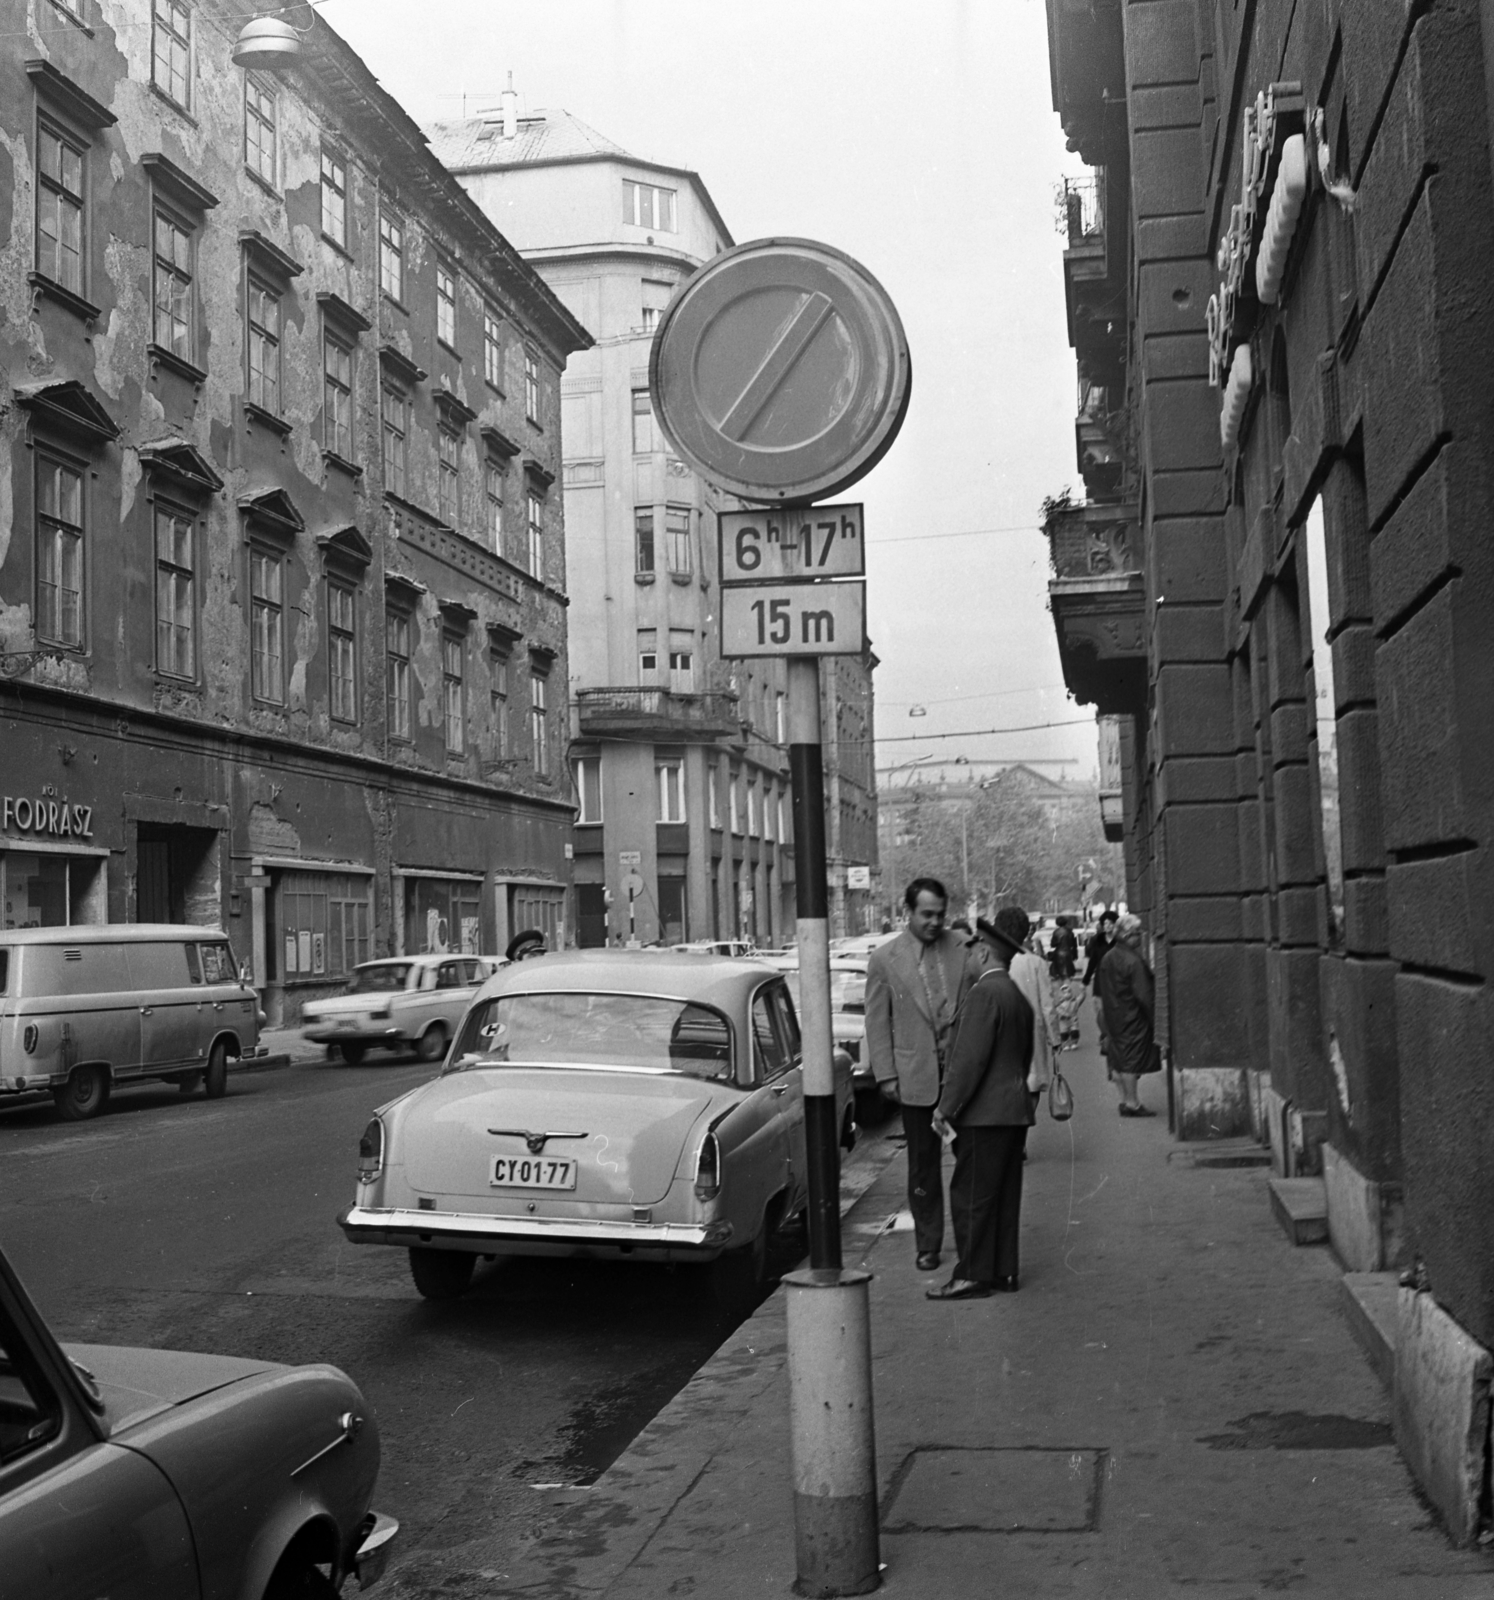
915,1251,941,1272
925,1277,994,1301
1118,1103,1156,1117
993,1275,1019,1293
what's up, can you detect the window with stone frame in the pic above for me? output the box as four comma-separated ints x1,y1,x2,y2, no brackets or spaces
656,759,685,824
245,274,281,414
249,545,285,703
154,503,196,679
526,490,543,577
634,506,655,573
443,633,465,755
385,608,412,742
323,325,353,461
484,458,505,554
631,388,656,454
530,670,549,777
152,205,194,359
576,753,602,823
152,0,191,109
489,653,509,759
483,306,503,390
36,117,85,295
524,348,540,422
379,210,403,302
244,73,276,186
381,382,408,499
438,424,460,526
320,146,347,247
665,503,692,575
436,261,457,349
35,452,84,649
328,581,357,723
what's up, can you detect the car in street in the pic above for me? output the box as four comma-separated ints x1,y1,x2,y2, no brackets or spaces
300,953,498,1064
671,939,758,957
755,953,881,1116
0,1240,397,1600
339,951,854,1310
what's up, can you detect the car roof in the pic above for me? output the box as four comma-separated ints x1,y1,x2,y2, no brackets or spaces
0,924,229,945
479,948,781,1009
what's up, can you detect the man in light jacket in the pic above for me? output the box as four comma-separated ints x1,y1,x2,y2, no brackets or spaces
865,877,977,1273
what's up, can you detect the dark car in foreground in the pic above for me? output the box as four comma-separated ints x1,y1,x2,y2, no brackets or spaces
0,1244,396,1599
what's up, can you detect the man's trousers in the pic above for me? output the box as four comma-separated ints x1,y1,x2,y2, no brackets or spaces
949,1123,1028,1284
900,1101,946,1256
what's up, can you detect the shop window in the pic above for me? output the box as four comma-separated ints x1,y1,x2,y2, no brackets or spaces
152,0,191,109
36,117,86,295
249,546,284,703
665,505,692,574
444,634,465,754
657,759,685,824
276,871,370,979
152,205,194,360
576,754,602,823
483,306,503,390
510,883,565,949
329,581,357,723
154,504,195,679
634,506,655,573
632,388,657,454
323,326,353,461
381,382,408,499
320,146,347,247
385,609,412,742
405,877,481,955
35,453,84,649
246,274,281,415
530,671,549,776
379,210,403,303
1303,496,1344,947
244,73,277,186
623,179,676,233
1,852,104,929
436,261,457,349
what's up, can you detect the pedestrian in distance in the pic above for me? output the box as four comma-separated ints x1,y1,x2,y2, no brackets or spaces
1006,912,1061,1100
1082,908,1119,990
1047,914,1082,1049
926,907,1036,1300
1097,913,1159,1116
865,877,978,1274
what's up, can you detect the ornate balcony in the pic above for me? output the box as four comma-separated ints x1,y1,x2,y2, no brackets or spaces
1075,377,1124,498
575,687,741,741
1044,501,1146,716
1047,0,1126,167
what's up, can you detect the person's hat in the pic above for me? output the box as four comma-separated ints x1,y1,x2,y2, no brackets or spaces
505,928,546,961
976,906,1029,957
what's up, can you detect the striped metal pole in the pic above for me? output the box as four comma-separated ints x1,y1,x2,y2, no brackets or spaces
787,656,880,1595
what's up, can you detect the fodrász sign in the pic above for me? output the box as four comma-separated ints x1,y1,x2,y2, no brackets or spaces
2,796,95,838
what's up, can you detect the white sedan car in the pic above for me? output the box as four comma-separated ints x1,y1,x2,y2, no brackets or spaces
300,954,498,1064
338,952,853,1309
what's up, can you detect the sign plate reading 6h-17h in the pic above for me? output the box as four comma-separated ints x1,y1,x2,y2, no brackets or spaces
649,239,911,504
719,503,864,584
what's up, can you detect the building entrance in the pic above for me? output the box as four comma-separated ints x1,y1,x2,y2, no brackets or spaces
135,824,220,924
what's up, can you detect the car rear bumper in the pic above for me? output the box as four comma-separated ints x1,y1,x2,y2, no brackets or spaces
302,1026,405,1045
338,1203,734,1259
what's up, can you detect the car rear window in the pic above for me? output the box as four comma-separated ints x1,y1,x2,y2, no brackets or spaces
449,992,733,1080
347,964,411,994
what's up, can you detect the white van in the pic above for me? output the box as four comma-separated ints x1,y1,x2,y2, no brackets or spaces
0,925,262,1121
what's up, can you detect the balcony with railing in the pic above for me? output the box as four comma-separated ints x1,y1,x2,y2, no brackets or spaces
1042,498,1146,716
575,687,742,740
1059,169,1126,390
1076,375,1124,499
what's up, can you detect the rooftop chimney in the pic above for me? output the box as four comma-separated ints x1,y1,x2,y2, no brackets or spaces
502,72,517,140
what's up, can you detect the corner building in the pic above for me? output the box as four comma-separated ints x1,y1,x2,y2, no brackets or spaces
0,1,590,1020
1043,0,1494,1541
430,97,879,946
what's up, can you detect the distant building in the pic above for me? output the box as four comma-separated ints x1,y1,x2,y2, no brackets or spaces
0,3,589,1022
429,92,878,946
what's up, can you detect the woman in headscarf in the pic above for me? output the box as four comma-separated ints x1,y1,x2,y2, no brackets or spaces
1096,914,1158,1116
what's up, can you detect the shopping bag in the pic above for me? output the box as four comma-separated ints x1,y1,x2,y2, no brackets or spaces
1049,1067,1074,1121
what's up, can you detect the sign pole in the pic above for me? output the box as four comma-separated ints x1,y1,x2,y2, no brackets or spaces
785,654,880,1597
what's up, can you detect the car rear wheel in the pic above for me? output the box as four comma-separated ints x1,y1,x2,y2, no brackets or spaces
409,1246,475,1300
337,1041,367,1065
203,1040,229,1099
52,1064,110,1122
262,1551,338,1600
415,1023,447,1063
705,1220,770,1318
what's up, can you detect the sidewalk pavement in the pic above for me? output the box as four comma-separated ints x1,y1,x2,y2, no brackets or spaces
244,1024,328,1069
389,1034,1494,1600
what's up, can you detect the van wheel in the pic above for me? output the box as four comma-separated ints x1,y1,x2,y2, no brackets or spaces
176,1070,203,1096
337,1042,367,1065
53,1065,110,1122
203,1041,229,1099
409,1247,474,1300
415,1024,447,1063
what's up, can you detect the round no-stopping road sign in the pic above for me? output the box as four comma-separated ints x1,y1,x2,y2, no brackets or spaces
649,237,911,505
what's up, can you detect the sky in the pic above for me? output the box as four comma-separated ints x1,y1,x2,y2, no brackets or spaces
317,0,1095,781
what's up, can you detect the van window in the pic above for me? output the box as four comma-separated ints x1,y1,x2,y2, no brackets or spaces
125,942,192,990
185,944,202,984
199,943,235,984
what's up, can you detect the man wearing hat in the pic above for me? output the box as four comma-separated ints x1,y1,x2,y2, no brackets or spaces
927,905,1036,1300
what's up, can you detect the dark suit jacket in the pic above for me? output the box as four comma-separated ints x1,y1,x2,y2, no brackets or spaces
864,929,974,1106
936,967,1035,1128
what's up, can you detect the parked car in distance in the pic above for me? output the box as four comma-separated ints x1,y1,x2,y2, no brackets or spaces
0,1240,397,1599
339,951,854,1311
0,925,263,1121
301,954,499,1064
672,939,758,958
759,955,881,1115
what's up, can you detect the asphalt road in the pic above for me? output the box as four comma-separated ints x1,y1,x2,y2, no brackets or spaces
0,1054,894,1575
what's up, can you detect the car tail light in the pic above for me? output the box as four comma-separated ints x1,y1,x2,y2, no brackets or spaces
368,1005,391,1020
694,1131,721,1201
358,1118,384,1183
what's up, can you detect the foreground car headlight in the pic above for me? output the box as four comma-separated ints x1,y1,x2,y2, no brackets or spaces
694,1131,721,1200
358,1117,385,1183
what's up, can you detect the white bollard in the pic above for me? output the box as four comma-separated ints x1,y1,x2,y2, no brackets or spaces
784,1267,880,1596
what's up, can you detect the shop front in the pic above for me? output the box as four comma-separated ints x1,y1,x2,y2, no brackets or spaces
398,870,486,956
1,790,109,928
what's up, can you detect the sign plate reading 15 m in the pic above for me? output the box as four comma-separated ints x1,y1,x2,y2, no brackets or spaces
718,504,865,585
720,582,867,658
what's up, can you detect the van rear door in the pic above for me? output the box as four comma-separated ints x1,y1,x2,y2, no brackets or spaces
126,942,203,1073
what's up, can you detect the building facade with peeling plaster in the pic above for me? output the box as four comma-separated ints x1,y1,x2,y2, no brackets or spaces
0,0,592,1023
